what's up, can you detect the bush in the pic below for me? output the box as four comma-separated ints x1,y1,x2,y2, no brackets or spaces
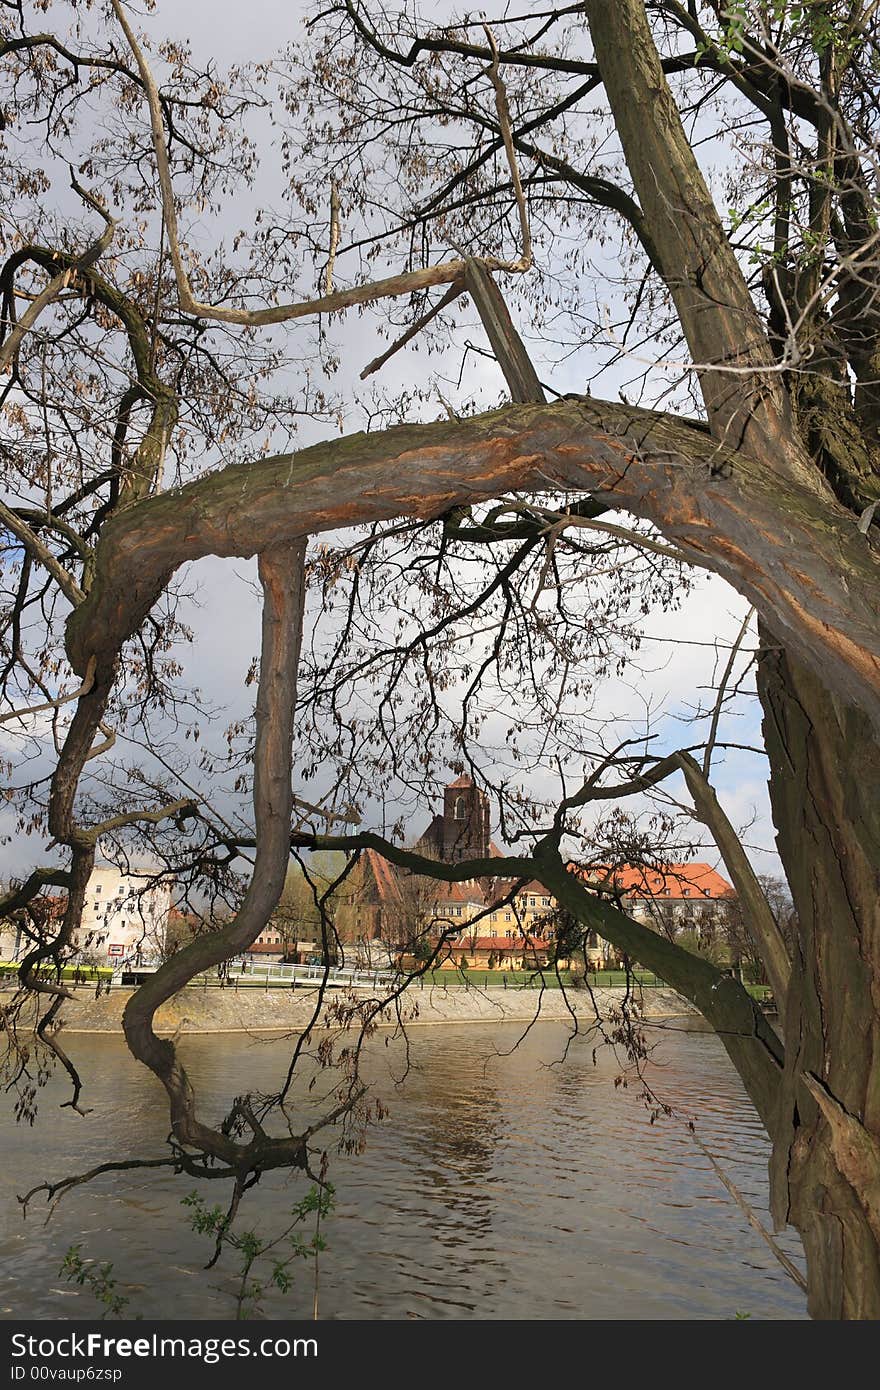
568,960,589,990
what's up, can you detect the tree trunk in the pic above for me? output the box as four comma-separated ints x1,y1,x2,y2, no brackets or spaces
759,636,880,1318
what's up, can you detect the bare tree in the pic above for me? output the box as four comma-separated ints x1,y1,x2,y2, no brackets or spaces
1,0,879,1318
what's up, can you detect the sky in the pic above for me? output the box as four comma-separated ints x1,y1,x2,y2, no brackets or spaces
0,0,782,886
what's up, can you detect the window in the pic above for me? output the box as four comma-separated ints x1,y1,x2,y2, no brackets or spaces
529,897,535,907
453,796,466,820
95,885,102,894
682,888,690,896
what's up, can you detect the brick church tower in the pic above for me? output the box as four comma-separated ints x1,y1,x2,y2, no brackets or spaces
415,774,492,863
440,775,490,862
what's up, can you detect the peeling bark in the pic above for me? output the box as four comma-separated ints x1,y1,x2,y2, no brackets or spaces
121,540,314,1173
64,397,880,736
759,641,880,1318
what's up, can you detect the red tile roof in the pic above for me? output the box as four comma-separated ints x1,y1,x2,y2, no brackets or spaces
447,774,474,789
431,881,486,906
584,862,735,900
363,848,406,907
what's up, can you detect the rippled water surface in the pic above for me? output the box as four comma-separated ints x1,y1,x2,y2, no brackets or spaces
0,1021,807,1319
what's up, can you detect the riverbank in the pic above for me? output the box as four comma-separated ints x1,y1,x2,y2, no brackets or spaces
6,979,702,1033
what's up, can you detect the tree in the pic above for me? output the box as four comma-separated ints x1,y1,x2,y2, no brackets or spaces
724,875,798,984
1,0,879,1318
273,853,348,958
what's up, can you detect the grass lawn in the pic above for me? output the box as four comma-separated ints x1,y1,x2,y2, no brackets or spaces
0,961,112,982
418,968,774,999
422,968,665,989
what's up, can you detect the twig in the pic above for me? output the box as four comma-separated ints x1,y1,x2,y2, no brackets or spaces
482,25,532,271
360,282,463,379
324,181,340,295
110,0,533,327
702,607,755,776
687,1127,807,1292
0,656,97,727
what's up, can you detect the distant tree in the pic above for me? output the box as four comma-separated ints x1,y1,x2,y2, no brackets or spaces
273,853,348,957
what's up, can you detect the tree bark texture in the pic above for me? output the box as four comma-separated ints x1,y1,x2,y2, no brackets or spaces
64,397,880,737
583,0,880,1316
122,540,312,1172
759,640,880,1318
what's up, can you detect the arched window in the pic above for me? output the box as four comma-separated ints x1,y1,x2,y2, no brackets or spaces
453,795,466,820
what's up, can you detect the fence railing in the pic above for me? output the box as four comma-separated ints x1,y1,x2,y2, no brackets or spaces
224,959,397,991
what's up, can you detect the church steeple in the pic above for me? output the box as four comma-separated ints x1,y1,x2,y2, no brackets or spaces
441,775,490,862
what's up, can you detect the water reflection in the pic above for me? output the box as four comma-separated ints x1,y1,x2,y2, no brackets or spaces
0,1021,807,1320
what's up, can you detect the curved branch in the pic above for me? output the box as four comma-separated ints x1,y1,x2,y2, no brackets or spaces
64,397,880,736
121,540,314,1173
8,244,177,506
0,656,96,727
0,172,116,375
0,501,84,607
110,0,532,326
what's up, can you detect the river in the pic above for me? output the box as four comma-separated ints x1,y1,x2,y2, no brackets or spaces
0,1020,807,1320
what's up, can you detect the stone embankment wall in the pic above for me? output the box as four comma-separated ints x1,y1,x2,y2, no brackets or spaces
12,980,701,1034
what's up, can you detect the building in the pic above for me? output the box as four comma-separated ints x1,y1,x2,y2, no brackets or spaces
339,778,613,968
434,878,557,970
416,774,491,862
0,894,65,961
339,776,500,962
583,862,736,946
335,775,738,971
72,866,173,966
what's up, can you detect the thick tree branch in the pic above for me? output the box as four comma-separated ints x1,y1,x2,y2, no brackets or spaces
8,244,177,505
63,397,880,736
585,0,814,487
674,751,791,1015
121,540,316,1171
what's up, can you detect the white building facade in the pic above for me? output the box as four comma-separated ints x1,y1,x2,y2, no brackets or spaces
73,866,172,965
